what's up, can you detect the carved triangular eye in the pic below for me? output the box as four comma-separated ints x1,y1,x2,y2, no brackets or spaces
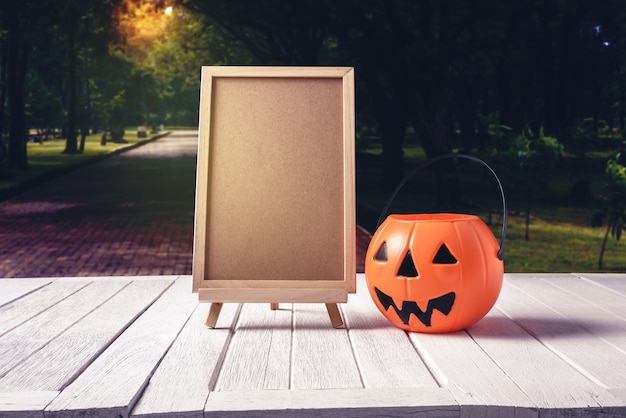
397,250,419,277
433,244,457,264
374,242,387,261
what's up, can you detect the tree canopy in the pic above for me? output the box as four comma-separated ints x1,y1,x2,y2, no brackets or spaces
2,0,626,201
174,0,626,203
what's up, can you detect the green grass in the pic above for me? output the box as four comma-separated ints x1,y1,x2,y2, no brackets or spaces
493,212,625,272
1,129,165,188
357,142,626,273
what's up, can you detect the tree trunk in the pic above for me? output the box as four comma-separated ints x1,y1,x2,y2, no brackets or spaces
525,207,531,241
379,103,407,189
459,84,476,154
411,93,455,210
0,35,7,141
598,220,612,270
360,63,408,190
6,8,28,170
63,14,79,154
0,30,10,179
79,131,87,153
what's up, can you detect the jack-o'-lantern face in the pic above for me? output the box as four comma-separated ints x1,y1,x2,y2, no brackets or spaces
365,214,503,333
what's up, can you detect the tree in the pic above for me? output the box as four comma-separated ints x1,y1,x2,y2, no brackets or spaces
113,0,230,129
0,0,120,173
149,8,249,126
160,0,626,203
179,0,330,65
598,152,626,269
495,127,563,240
1,0,35,169
176,0,504,202
51,0,120,154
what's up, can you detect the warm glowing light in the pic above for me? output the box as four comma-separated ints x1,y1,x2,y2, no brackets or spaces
114,0,173,58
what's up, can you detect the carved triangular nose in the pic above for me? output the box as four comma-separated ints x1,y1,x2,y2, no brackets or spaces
397,250,418,278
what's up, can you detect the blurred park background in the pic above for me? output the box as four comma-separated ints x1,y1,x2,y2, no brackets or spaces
3,0,626,272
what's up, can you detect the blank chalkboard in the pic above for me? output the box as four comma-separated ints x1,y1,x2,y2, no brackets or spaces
192,67,355,307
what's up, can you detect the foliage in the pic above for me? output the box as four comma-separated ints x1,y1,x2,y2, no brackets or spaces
25,72,65,131
175,0,626,197
602,156,626,235
356,139,626,272
569,119,601,154
109,128,126,142
147,10,236,126
596,146,626,268
492,126,563,240
113,2,250,127
494,126,563,172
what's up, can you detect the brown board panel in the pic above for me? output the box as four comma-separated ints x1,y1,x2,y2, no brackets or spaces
193,66,355,303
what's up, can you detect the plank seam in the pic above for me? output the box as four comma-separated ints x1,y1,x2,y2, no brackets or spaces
0,280,53,309
571,273,626,298
129,301,203,417
0,281,90,339
289,303,296,390
207,303,243,393
209,302,246,392
339,303,366,388
463,318,540,409
407,335,449,388
501,281,615,389
0,281,135,384
490,304,609,395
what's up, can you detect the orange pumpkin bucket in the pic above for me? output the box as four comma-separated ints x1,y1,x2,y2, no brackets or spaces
365,154,507,333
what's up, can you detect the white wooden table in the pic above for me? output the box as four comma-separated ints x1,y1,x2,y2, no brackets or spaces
1,273,625,417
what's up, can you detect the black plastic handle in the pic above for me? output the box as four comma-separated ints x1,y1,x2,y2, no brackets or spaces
376,153,507,260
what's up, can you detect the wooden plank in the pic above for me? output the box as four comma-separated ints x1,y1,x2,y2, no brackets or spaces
468,303,624,413
0,280,130,378
291,303,362,390
409,327,537,416
44,276,198,418
0,391,58,418
205,388,458,417
501,276,626,388
560,274,626,319
507,273,626,319
0,278,52,307
215,303,292,391
40,275,180,282
0,279,173,392
341,277,439,389
0,280,89,336
574,273,626,297
610,389,626,402
131,302,240,417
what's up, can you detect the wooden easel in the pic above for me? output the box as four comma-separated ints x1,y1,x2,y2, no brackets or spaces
192,67,356,332
205,302,344,328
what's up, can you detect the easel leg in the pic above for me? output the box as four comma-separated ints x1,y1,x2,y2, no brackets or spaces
205,303,223,328
325,303,344,328
270,303,279,310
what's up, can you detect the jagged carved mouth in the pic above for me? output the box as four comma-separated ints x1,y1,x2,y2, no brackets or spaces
375,287,456,327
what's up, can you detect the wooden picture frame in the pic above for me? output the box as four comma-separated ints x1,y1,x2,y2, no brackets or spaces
192,66,355,326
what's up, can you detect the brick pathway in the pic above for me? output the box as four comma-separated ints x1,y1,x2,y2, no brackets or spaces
0,131,370,278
